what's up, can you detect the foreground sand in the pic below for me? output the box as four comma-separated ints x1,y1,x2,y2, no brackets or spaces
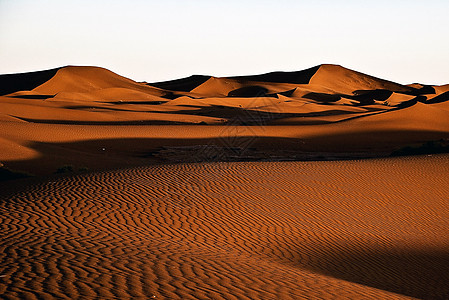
1,155,449,299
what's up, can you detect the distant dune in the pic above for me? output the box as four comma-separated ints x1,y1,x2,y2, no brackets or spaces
1,64,449,176
1,65,449,299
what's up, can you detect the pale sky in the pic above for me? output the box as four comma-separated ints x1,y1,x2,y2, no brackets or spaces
1,0,448,84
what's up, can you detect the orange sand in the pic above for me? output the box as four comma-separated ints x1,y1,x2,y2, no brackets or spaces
1,64,449,175
1,156,449,299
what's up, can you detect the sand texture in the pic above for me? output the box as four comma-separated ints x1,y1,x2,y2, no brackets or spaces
1,65,449,299
1,156,449,299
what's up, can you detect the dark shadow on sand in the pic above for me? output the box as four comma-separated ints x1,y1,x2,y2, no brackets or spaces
303,244,449,299
8,94,55,100
0,68,60,96
142,104,386,125
148,75,211,92
228,65,321,84
11,116,200,126
5,132,449,180
426,91,449,104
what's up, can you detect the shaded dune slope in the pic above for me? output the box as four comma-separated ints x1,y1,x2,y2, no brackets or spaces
228,65,320,84
0,67,60,96
149,75,211,92
1,156,449,299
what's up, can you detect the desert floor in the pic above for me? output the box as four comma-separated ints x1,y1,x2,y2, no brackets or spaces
1,156,449,299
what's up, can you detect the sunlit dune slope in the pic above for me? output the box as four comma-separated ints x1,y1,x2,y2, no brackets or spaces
32,66,164,95
308,64,413,94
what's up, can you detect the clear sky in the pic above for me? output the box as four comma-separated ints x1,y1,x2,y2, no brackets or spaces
1,0,448,84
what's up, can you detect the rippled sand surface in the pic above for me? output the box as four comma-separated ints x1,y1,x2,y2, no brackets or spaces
1,155,449,299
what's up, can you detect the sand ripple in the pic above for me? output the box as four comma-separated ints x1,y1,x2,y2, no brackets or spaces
1,156,449,299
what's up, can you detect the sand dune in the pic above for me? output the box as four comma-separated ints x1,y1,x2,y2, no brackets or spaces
1,63,449,175
1,64,449,176
433,84,449,94
1,65,449,299
32,66,161,95
308,64,412,94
